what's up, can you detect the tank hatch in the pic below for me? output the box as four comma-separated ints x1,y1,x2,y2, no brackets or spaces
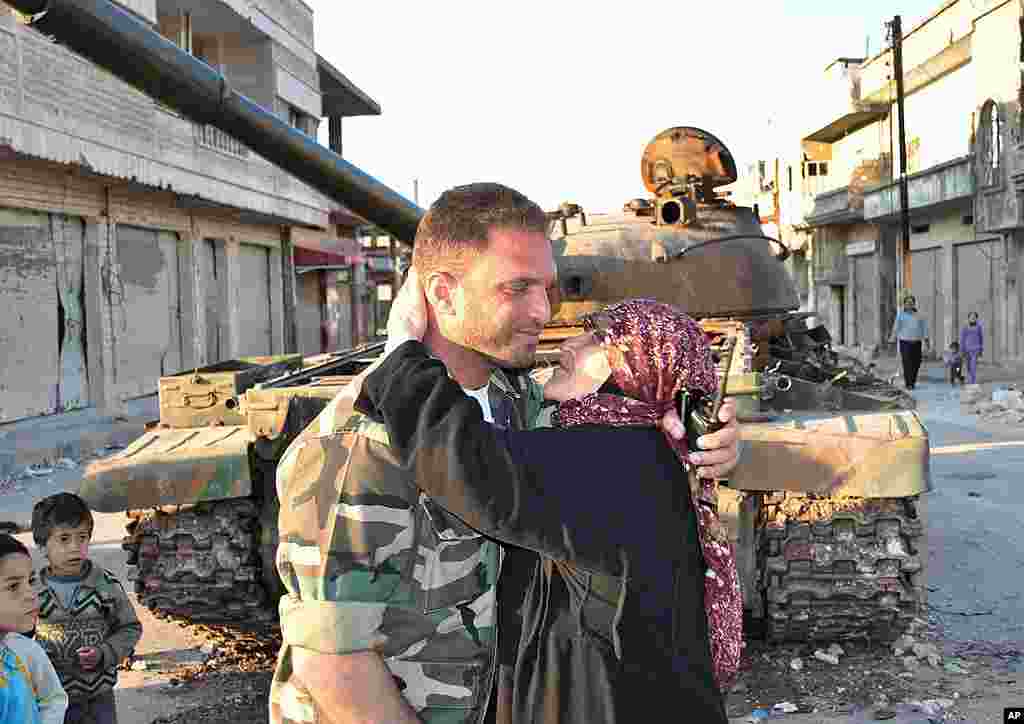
640,126,738,197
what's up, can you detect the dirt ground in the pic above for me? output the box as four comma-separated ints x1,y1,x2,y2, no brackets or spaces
133,622,1024,724
137,622,279,724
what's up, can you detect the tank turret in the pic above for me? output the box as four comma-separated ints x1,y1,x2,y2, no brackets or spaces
548,126,797,324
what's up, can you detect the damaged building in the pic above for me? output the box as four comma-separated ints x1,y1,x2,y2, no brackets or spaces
797,0,1021,361
0,0,389,423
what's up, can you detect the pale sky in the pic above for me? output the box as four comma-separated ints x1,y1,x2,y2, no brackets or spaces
311,0,942,213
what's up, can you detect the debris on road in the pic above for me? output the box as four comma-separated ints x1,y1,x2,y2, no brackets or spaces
814,649,840,665
24,464,54,477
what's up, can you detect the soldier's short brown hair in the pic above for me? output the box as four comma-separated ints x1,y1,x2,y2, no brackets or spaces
412,182,548,277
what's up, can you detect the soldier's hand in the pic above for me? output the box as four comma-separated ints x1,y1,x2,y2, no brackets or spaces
386,270,428,344
660,399,741,479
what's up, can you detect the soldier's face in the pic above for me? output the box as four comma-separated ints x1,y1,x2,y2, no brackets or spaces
450,228,557,368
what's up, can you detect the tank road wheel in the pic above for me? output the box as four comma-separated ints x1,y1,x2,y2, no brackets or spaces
121,500,274,623
756,493,926,644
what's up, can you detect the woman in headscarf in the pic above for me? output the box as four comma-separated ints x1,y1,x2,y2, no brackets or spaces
355,294,740,723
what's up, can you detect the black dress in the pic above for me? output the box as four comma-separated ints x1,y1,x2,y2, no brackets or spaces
358,341,727,724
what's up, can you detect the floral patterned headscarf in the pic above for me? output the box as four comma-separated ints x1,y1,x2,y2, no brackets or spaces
552,298,744,692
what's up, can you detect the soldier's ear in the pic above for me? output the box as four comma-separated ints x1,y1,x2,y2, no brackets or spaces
424,271,459,317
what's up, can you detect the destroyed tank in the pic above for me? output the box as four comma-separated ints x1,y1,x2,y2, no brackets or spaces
15,0,929,644
536,127,930,642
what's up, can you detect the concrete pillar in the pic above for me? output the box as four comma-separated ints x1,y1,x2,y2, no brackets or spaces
353,260,368,345
83,217,108,413
269,245,285,355
279,227,297,354
943,240,956,354
174,234,195,371
185,226,212,368
1008,231,1023,359
996,233,1011,363
84,216,125,416
225,238,242,358
847,259,857,346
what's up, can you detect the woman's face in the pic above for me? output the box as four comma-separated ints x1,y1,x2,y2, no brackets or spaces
543,332,613,402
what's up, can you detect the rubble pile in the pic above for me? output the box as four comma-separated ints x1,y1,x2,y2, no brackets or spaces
144,621,281,724
725,621,994,722
963,385,1024,424
0,445,126,496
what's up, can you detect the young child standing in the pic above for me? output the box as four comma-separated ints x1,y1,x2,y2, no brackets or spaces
944,341,965,386
0,534,68,724
32,493,142,724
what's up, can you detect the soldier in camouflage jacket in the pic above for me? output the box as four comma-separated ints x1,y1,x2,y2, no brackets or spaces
269,363,547,724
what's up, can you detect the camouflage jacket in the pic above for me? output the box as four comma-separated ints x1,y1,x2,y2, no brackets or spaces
269,363,545,724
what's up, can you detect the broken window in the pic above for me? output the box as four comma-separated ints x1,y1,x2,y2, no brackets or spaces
978,99,1002,187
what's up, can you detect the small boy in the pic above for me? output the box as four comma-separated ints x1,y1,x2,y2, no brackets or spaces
0,533,68,724
32,493,142,724
944,341,965,386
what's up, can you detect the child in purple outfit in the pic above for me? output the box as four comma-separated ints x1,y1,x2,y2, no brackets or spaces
959,312,984,384
944,341,965,386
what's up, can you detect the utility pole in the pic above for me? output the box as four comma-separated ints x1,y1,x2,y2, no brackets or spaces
1019,1,1024,135
413,178,420,206
891,15,912,293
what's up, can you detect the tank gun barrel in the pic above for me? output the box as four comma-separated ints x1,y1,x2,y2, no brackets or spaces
9,0,425,242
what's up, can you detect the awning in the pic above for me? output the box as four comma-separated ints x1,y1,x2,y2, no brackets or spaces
318,54,382,118
803,107,889,144
294,245,363,268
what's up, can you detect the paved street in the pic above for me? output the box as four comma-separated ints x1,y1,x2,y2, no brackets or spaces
909,374,1024,647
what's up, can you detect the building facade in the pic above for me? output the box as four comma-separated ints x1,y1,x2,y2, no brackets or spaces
799,0,1020,360
0,0,382,422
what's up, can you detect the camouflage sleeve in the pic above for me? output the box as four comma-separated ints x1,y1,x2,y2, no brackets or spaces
359,341,626,577
274,427,392,656
98,571,142,668
271,387,437,724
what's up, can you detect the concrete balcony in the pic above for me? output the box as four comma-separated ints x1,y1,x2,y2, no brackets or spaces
863,155,974,221
801,59,889,145
805,187,863,227
194,123,249,158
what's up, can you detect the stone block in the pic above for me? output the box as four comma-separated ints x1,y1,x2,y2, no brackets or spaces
961,384,983,404
994,389,1024,410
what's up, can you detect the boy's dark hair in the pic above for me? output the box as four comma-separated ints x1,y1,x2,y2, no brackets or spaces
31,492,94,548
0,533,31,562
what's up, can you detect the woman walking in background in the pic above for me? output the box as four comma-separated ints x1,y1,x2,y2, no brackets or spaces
959,311,984,384
889,296,930,390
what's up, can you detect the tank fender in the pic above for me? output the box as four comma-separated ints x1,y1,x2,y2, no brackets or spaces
731,410,931,498
79,426,253,513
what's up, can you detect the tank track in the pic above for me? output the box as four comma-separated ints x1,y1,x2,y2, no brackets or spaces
122,499,276,622
758,493,926,643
